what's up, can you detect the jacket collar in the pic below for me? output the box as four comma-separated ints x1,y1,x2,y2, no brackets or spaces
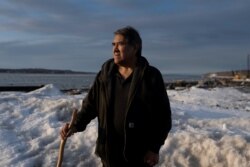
128,56,148,104
100,56,149,106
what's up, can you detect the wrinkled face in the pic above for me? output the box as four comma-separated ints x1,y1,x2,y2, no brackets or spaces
112,34,137,66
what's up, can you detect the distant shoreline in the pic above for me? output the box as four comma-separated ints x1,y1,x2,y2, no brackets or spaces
0,69,249,93
0,68,95,74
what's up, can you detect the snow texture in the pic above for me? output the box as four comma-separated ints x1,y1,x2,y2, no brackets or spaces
0,84,249,167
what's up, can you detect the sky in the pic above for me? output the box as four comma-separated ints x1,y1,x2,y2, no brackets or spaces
0,0,250,75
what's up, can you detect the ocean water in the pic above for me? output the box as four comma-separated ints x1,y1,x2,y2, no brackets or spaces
0,73,201,90
163,74,202,82
0,73,96,90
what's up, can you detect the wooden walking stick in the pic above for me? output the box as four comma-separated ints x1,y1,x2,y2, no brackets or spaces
56,110,77,167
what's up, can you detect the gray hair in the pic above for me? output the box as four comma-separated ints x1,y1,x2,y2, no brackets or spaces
114,26,142,57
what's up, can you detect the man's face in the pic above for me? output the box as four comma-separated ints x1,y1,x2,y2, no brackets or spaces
112,34,136,66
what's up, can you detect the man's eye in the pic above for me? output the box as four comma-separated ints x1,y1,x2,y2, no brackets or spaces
112,42,127,46
118,42,126,45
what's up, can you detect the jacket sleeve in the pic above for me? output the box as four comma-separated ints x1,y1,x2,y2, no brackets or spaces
148,68,172,153
74,72,101,132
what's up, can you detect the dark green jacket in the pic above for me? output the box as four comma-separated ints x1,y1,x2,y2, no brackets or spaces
74,56,172,163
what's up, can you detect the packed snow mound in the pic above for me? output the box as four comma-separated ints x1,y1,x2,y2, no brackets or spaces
27,84,63,96
168,87,250,112
0,87,249,167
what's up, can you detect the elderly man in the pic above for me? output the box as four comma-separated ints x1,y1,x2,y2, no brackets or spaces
61,26,172,167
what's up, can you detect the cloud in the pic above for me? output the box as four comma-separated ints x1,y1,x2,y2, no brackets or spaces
145,2,250,46
0,0,250,74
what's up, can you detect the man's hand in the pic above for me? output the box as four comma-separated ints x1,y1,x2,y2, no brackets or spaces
60,123,76,140
144,151,159,167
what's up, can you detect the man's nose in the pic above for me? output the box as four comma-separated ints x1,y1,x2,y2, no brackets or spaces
113,43,118,49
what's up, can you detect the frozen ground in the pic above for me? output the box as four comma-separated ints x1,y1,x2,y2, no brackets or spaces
0,84,249,167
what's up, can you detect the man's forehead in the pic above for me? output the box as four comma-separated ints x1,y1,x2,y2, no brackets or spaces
113,34,126,41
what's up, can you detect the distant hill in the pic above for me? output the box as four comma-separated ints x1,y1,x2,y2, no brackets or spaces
0,68,95,74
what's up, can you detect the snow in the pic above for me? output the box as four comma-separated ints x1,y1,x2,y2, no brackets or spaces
0,85,249,167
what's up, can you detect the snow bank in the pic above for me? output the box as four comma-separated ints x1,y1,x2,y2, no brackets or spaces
163,87,250,167
0,85,249,167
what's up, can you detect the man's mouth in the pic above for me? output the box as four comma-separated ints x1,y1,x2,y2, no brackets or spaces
114,51,120,56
